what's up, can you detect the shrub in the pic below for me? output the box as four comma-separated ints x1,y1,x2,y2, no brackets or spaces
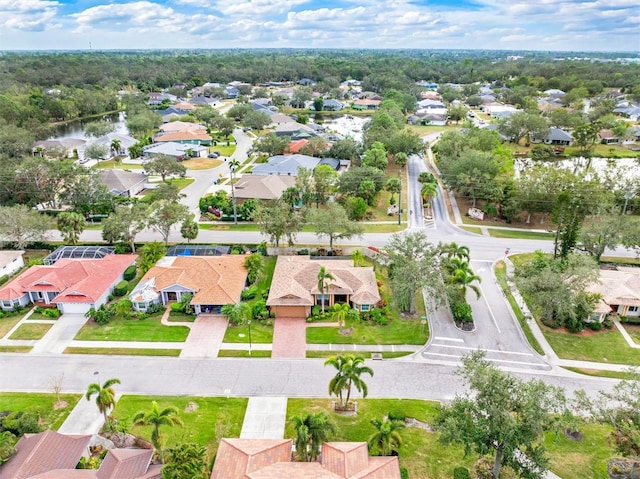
451,298,473,323
41,308,60,319
146,302,164,315
297,249,309,255
0,275,8,286
123,265,137,281
241,286,258,301
252,300,270,321
170,302,183,312
388,410,406,422
400,467,409,479
113,280,128,297
588,320,603,331
86,305,115,326
2,411,40,435
453,467,471,479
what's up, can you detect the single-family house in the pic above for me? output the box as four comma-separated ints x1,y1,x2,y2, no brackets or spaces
159,121,206,133
143,141,208,160
274,122,316,138
416,80,439,90
173,101,196,111
269,113,297,126
155,107,190,119
417,99,446,109
211,439,400,479
154,129,212,146
298,78,315,86
0,429,160,479
408,112,447,126
599,129,620,145
352,99,381,110
233,174,297,203
32,138,86,159
129,255,248,314
544,89,566,99
284,138,308,154
589,266,640,322
148,92,177,106
0,254,137,314
531,127,573,146
251,154,322,176
266,255,381,318
94,132,139,157
99,169,148,197
322,99,344,111
0,251,24,279
225,86,240,99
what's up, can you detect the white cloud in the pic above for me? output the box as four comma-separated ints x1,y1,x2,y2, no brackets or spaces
0,0,61,31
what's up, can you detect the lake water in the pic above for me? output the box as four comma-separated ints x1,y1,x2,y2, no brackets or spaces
49,111,129,140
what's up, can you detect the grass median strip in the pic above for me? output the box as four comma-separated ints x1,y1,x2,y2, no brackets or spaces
217,349,271,358
494,261,545,356
64,347,181,356
306,350,413,359
0,346,32,353
488,229,555,240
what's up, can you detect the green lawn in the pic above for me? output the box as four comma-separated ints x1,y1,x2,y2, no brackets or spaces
64,347,181,356
544,423,618,479
9,323,52,340
217,349,271,357
621,323,640,345
167,311,196,322
563,144,639,158
144,177,195,193
94,160,144,169
0,315,23,338
488,229,555,240
459,226,482,234
26,311,59,320
111,395,247,458
494,261,544,355
306,350,413,359
0,393,82,430
307,317,428,345
0,346,31,353
285,398,476,479
223,322,273,343
74,314,190,342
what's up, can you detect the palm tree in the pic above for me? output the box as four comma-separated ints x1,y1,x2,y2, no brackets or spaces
110,138,121,157
332,302,350,329
132,401,183,451
368,417,405,456
85,377,120,422
290,412,336,461
351,249,364,267
317,266,335,313
221,302,252,326
420,182,438,207
446,260,482,300
324,354,374,409
444,242,470,261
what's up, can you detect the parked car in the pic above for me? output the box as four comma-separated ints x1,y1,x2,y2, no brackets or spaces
208,151,220,158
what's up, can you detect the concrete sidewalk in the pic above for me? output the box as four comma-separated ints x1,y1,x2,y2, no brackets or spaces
240,397,287,439
58,394,120,435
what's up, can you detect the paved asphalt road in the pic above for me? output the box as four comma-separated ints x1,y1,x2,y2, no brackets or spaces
3,136,635,402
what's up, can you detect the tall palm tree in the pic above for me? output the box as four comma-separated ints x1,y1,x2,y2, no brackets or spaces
420,182,438,207
351,249,364,267
110,138,121,157
132,401,183,451
368,417,405,456
85,377,120,422
446,260,482,300
445,242,470,261
290,412,336,462
324,354,374,408
317,266,335,313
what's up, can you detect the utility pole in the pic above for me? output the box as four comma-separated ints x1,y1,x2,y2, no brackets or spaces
229,159,240,225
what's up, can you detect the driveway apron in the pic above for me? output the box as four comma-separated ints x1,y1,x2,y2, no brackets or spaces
271,317,307,359
180,314,228,358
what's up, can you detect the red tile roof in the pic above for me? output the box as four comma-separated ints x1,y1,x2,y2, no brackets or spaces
0,255,137,304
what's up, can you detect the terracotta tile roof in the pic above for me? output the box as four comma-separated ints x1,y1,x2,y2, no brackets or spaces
234,175,297,201
285,139,308,154
210,440,400,479
266,256,380,308
211,439,292,479
353,99,381,107
134,256,247,305
0,430,91,479
96,449,153,479
159,121,205,133
590,267,640,308
0,255,137,304
154,130,212,143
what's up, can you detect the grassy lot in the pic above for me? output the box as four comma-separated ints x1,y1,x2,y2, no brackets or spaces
223,322,273,343
198,223,259,231
494,261,545,355
0,315,24,338
405,124,460,137
0,393,82,430
167,311,196,322
601,256,640,266
27,311,59,320
307,319,428,345
144,177,195,193
544,423,618,479
217,349,271,357
208,143,236,157
64,347,181,356
306,350,413,359
0,346,31,352
285,398,476,479
9,323,52,340
181,157,223,170
488,229,555,240
459,226,482,234
74,314,190,342
111,395,247,459
563,144,639,158
564,367,637,380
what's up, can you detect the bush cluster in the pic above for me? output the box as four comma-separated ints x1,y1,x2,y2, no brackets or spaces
241,286,258,301
113,280,128,297
123,265,137,281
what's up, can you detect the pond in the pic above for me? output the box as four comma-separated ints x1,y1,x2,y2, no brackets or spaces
49,111,129,140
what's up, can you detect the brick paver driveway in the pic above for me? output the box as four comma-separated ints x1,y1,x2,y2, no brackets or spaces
271,317,306,358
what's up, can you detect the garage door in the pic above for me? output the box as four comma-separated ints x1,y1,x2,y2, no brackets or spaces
58,303,92,314
273,306,308,318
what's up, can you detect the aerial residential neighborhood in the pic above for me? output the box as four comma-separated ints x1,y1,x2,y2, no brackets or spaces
0,44,639,479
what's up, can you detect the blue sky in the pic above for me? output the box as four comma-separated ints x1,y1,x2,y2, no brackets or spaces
0,0,638,51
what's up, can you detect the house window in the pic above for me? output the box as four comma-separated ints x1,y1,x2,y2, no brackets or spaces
361,304,370,312
630,306,639,313
136,302,147,310
12,300,20,307
2,301,12,308
317,294,329,306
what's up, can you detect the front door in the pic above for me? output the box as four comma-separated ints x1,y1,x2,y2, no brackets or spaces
167,292,177,301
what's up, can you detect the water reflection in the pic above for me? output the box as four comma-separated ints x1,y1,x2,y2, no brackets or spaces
49,112,129,140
